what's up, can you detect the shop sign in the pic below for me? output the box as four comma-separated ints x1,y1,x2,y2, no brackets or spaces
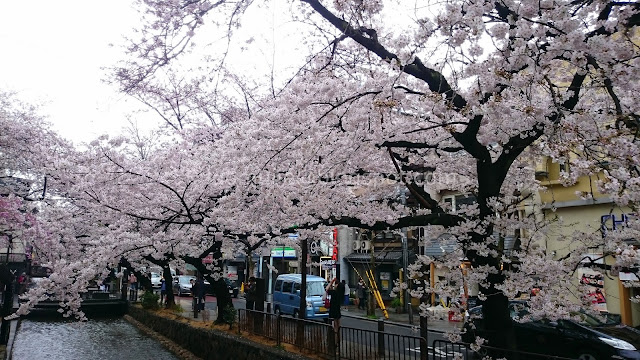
271,246,296,258
320,258,335,270
202,253,214,264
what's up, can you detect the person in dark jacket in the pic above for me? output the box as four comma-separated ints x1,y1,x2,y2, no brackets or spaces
245,277,256,310
326,278,345,339
356,278,367,310
159,276,166,306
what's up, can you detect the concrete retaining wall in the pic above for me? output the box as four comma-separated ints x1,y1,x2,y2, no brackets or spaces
127,306,311,360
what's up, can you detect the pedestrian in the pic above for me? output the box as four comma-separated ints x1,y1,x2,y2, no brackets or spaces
190,278,198,313
196,277,206,311
128,272,138,301
326,278,345,342
342,280,350,306
245,277,256,310
356,278,367,310
159,276,166,306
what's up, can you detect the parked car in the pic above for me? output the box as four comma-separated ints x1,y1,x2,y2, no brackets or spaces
462,300,640,360
272,274,329,320
150,272,162,288
172,275,195,296
224,278,239,298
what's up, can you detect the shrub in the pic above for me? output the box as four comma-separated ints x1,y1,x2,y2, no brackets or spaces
221,305,236,329
140,291,160,310
391,297,402,308
172,303,184,313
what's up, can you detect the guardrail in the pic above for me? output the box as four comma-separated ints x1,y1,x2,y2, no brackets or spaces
237,309,427,360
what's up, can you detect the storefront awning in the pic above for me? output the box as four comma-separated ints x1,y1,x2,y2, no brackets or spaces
424,234,516,257
344,251,404,264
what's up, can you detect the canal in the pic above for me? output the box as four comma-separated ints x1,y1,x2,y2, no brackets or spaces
11,318,180,360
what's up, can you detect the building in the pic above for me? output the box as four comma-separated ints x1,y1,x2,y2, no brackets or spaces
535,156,640,326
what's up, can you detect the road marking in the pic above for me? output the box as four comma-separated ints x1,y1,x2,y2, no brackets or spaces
407,346,464,358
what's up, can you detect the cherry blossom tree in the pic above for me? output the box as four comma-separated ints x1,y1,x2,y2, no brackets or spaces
100,0,640,352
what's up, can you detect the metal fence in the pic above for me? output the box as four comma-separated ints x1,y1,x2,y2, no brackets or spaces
238,309,333,357
431,340,574,360
237,310,575,360
237,309,427,360
340,325,427,360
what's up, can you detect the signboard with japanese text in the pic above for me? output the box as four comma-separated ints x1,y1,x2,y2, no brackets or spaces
270,246,296,258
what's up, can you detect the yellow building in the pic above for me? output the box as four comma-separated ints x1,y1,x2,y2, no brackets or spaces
536,157,640,326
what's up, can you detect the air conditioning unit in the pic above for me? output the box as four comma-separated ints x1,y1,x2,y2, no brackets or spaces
361,240,371,251
353,241,361,251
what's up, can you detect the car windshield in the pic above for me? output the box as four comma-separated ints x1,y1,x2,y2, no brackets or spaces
571,311,610,326
179,277,194,284
151,273,160,279
307,281,327,296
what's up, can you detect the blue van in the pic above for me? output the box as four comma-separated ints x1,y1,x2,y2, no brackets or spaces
272,274,328,320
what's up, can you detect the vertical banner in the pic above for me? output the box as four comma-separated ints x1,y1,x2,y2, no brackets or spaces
332,228,338,262
579,267,607,312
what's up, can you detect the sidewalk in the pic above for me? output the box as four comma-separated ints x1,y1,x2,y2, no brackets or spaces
172,296,463,333
340,303,463,333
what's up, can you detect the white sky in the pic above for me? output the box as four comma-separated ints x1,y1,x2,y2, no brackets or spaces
0,1,427,146
0,0,144,144
0,0,308,145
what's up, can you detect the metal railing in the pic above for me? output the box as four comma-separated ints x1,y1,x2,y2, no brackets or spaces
340,325,427,360
238,309,428,360
431,340,574,360
238,309,332,356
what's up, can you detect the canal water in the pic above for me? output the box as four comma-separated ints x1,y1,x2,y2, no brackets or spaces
11,318,179,360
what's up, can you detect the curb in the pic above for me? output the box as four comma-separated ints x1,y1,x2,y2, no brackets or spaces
341,309,463,333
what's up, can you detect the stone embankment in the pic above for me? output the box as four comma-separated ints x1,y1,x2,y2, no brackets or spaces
126,306,312,360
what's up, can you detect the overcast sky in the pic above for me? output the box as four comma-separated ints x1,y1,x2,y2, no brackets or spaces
0,0,144,144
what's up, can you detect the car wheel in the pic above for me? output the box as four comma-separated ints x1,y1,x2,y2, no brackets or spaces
576,350,599,360
178,289,183,297
293,309,299,318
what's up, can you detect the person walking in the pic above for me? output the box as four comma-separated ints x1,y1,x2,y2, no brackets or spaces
196,277,206,312
245,277,256,310
342,280,350,306
356,278,367,310
159,276,166,306
326,278,345,345
190,278,198,316
128,272,138,301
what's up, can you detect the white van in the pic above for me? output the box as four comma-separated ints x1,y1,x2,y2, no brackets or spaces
272,274,328,320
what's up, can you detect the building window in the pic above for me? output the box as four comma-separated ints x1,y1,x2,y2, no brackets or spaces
442,194,477,213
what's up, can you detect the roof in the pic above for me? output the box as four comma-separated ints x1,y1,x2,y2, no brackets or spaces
275,274,326,282
423,234,517,257
344,251,406,264
424,235,458,257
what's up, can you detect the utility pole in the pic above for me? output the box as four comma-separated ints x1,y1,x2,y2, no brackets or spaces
299,237,307,319
402,233,413,324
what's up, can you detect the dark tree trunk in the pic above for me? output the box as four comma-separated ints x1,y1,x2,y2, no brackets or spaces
211,278,233,324
470,161,519,357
